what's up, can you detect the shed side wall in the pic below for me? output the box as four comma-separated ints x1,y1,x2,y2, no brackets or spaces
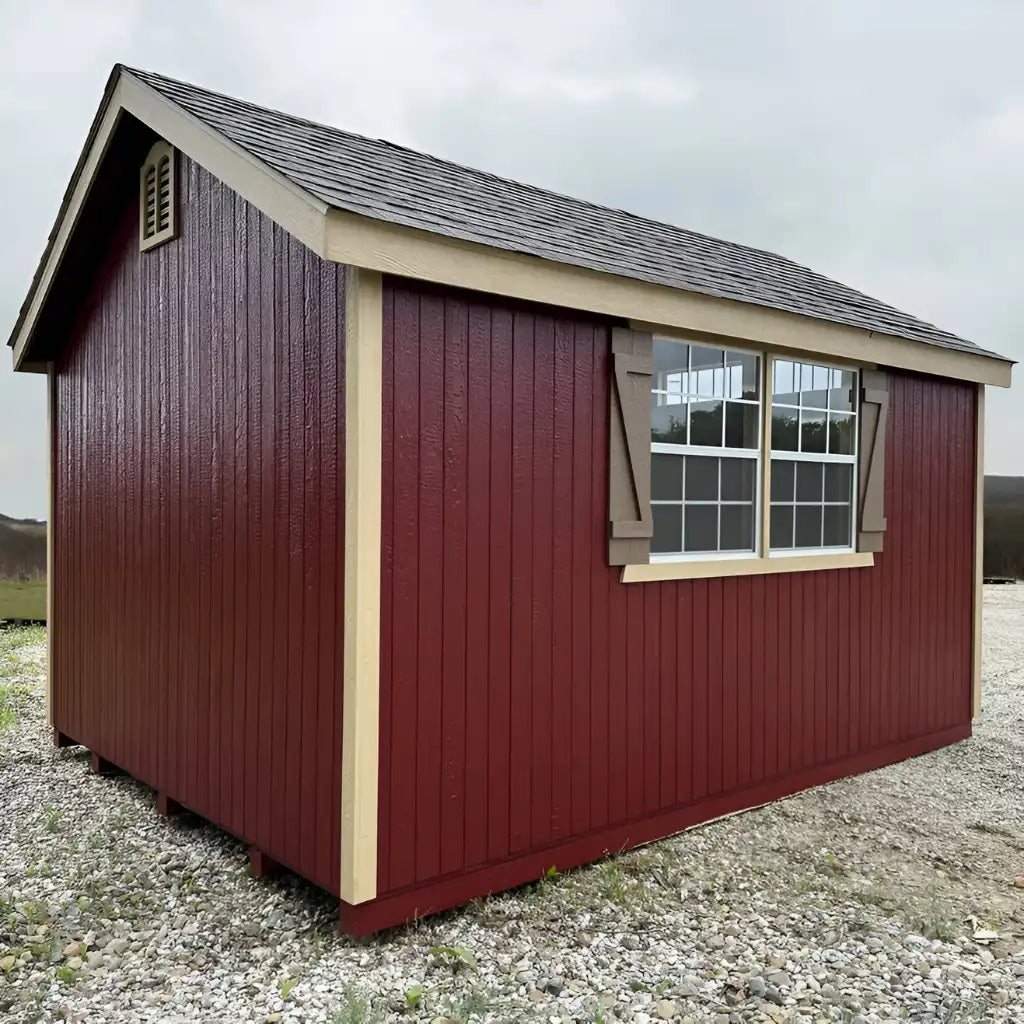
377,277,975,900
53,155,345,894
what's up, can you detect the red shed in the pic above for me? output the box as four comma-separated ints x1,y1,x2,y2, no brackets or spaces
8,65,1013,934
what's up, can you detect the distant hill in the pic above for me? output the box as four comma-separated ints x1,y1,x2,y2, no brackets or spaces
0,514,47,581
984,477,1024,579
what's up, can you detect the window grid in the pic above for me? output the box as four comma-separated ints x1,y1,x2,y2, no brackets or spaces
769,359,859,554
651,338,762,559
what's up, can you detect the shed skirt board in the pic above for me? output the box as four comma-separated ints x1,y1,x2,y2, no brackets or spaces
341,722,969,934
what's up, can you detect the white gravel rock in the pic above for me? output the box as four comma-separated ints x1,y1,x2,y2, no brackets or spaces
2,589,1024,1022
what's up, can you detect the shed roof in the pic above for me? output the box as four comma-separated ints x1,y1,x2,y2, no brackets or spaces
126,66,991,358
7,64,1013,379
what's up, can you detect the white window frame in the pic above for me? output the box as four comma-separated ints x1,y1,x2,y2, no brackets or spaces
649,340,863,565
767,355,859,557
650,337,764,561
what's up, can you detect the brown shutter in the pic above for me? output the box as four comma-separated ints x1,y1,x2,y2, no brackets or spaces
608,327,653,566
858,369,889,552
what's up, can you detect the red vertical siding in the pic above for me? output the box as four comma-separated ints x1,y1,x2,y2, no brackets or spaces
377,278,976,908
52,156,345,895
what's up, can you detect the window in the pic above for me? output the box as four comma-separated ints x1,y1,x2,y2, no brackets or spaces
609,325,885,575
769,360,857,553
650,339,762,558
140,141,177,252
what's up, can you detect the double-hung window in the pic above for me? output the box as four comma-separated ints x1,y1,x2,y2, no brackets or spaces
650,339,761,558
769,360,858,553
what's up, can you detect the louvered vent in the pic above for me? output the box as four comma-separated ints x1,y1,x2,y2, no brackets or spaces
140,141,176,251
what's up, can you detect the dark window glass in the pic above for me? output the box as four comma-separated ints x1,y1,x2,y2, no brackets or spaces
690,344,725,369
724,401,759,449
770,459,795,502
689,400,723,446
823,504,852,547
651,400,688,444
795,505,824,548
720,458,755,501
801,410,827,453
796,462,824,502
828,369,855,412
824,463,853,503
652,504,683,554
684,455,718,501
828,412,856,455
654,338,688,373
729,352,760,400
720,504,755,551
652,453,684,501
771,408,799,451
770,505,794,549
684,505,718,552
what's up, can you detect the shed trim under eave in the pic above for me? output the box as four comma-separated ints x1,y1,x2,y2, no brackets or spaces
972,385,985,719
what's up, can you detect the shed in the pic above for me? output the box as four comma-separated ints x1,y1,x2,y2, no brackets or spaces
8,65,1013,934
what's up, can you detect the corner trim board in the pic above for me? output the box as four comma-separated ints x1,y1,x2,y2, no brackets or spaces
341,267,383,904
622,551,874,583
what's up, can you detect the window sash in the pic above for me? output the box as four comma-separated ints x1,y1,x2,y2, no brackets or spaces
649,339,861,563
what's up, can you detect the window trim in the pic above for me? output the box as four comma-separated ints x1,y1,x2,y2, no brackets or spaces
626,341,876,583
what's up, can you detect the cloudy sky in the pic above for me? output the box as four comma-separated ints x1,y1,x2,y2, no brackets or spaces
1,0,1021,520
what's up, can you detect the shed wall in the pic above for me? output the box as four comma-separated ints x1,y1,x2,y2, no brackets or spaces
53,155,346,893
372,277,976,922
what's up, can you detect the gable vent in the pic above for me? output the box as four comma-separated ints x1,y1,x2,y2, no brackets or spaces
140,141,177,251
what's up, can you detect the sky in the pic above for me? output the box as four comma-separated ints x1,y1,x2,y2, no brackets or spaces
1,0,1022,520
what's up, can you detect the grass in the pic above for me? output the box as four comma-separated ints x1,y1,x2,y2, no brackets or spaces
0,624,45,733
0,580,46,621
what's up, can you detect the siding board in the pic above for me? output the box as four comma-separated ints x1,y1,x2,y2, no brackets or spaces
379,279,976,903
53,156,346,894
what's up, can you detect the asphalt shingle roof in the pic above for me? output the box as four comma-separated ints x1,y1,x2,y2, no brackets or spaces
126,66,997,358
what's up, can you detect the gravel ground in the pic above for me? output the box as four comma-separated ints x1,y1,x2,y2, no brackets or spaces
2,587,1023,1024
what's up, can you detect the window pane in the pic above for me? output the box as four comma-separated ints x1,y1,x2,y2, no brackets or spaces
654,338,688,373
724,401,759,449
721,458,755,501
823,504,852,547
829,369,856,412
770,459,795,502
684,455,718,500
652,504,683,554
770,505,794,549
795,505,824,548
800,410,827,453
824,463,853,503
690,344,725,369
652,453,684,501
684,505,718,552
773,360,799,405
796,462,824,502
720,504,755,552
771,408,799,451
689,400,723,446
729,352,759,400
652,399,688,444
828,412,856,455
